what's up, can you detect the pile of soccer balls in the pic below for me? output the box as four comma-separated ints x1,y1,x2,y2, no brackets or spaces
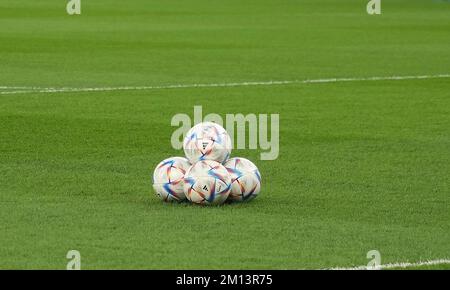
152,122,261,205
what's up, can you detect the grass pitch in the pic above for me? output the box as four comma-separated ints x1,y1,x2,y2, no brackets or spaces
0,0,449,269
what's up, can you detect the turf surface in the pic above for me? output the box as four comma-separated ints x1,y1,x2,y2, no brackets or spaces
0,0,449,269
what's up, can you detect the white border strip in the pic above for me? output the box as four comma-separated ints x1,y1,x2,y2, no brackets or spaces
328,259,450,270
1,74,450,95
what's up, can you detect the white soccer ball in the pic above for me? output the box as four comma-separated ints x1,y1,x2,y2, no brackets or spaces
183,122,232,164
223,157,261,202
183,160,231,205
152,157,191,202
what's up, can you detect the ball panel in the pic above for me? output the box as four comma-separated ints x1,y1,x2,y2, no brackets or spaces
183,160,231,205
223,157,261,202
152,157,191,202
183,122,232,164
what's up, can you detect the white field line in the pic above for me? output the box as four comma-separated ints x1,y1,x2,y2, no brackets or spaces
1,74,450,95
0,86,44,90
328,258,450,270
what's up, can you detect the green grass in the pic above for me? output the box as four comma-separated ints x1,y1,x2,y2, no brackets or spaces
0,0,449,269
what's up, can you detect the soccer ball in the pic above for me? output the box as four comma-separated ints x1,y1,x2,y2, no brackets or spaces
184,160,231,205
152,157,191,202
183,122,232,164
223,157,261,202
